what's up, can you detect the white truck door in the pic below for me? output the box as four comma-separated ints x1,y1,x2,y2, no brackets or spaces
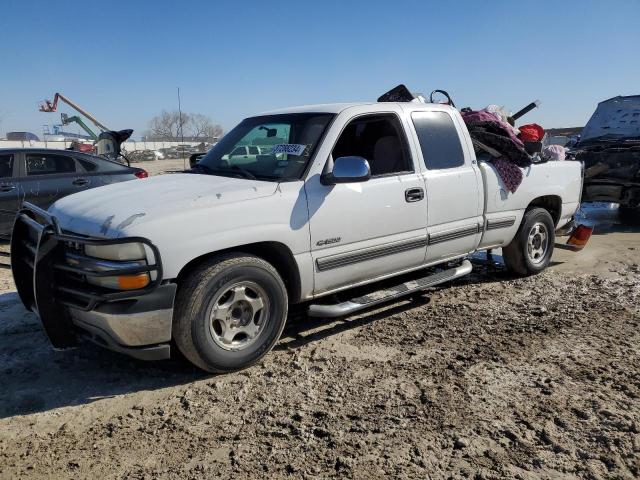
409,109,483,262
305,110,428,295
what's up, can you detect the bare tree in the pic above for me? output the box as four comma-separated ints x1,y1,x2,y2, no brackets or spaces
148,111,223,141
189,113,224,140
148,110,190,140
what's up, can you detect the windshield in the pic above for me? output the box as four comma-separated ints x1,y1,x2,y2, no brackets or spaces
196,113,334,181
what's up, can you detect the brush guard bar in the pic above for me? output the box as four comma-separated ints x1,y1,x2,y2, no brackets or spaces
10,202,163,349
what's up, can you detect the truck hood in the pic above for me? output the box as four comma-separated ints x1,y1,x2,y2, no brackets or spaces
49,173,279,237
580,95,640,143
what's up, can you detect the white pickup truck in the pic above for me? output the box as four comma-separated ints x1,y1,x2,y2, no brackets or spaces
11,101,583,372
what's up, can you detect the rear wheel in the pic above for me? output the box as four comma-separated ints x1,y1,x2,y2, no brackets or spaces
173,254,288,373
503,208,555,276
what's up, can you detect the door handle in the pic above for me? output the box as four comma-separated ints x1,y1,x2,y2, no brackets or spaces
72,178,89,186
405,187,424,202
0,185,15,193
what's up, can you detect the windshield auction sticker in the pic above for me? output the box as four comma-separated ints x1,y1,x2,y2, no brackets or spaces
271,144,308,156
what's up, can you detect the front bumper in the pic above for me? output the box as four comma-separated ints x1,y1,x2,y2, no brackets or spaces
11,202,175,361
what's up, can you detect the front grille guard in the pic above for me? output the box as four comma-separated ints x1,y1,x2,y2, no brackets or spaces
11,202,163,348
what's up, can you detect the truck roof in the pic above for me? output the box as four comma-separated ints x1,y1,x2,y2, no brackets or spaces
258,102,376,116
257,101,457,116
0,147,76,153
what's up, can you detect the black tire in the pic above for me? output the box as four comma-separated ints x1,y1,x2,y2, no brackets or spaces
619,205,640,225
173,253,288,373
502,208,555,276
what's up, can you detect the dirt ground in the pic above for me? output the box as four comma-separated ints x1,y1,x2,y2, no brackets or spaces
0,161,639,479
135,158,189,176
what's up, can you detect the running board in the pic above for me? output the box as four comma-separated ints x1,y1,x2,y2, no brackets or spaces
307,260,472,318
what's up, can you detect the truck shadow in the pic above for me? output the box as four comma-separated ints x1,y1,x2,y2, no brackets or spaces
278,295,432,351
277,260,518,351
0,259,530,419
2,295,429,418
0,292,206,419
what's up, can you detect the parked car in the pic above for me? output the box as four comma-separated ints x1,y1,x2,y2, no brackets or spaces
0,148,148,239
222,144,262,164
159,147,179,159
126,150,157,162
176,145,196,156
11,102,583,372
6,132,40,141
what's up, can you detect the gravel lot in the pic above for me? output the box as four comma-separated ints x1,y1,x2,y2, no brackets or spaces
0,161,638,479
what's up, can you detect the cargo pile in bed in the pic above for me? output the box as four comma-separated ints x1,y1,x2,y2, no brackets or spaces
379,85,566,193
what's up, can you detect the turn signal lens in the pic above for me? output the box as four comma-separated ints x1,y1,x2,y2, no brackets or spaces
117,273,150,290
567,224,593,250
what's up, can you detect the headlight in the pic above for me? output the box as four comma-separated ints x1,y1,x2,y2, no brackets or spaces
85,242,147,261
78,242,151,290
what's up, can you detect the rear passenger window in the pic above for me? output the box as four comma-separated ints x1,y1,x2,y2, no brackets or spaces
332,114,413,177
0,154,14,178
411,111,465,169
26,154,77,176
248,146,259,155
78,159,98,172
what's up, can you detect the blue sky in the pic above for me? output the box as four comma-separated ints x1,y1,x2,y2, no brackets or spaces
1,0,639,139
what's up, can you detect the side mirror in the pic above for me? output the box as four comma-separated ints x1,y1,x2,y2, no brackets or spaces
321,156,371,185
189,153,204,168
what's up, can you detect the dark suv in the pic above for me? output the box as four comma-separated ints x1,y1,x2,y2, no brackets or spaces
0,148,148,239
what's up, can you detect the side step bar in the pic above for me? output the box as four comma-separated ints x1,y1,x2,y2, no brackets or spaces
308,259,472,318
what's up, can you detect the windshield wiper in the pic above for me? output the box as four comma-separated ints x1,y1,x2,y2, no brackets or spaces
229,165,257,180
190,163,215,174
193,164,259,180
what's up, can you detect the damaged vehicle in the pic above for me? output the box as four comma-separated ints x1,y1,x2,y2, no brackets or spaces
572,95,640,222
11,95,586,373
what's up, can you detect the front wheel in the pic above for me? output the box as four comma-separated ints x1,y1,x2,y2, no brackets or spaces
503,208,555,276
173,254,288,373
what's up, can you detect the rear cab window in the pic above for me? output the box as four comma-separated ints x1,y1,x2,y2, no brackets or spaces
411,111,466,169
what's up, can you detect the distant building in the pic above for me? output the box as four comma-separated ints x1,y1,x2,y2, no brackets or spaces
6,131,40,141
42,131,93,142
42,124,93,142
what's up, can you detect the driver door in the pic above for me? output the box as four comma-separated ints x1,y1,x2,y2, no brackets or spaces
306,111,428,295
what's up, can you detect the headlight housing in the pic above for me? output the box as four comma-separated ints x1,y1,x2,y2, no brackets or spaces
85,242,147,261
67,242,152,290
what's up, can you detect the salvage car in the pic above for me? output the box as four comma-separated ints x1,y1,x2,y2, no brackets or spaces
572,95,640,222
0,148,148,239
11,101,583,372
128,150,157,162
